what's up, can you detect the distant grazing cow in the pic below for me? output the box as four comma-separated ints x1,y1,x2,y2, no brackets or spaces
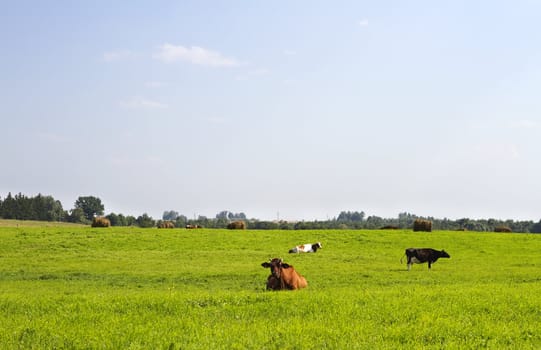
288,242,322,254
185,224,202,229
261,258,307,290
402,248,450,270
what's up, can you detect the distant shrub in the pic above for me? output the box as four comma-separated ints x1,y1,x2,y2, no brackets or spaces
494,226,512,233
413,219,432,232
227,221,246,230
91,217,111,228
381,225,399,230
252,221,279,230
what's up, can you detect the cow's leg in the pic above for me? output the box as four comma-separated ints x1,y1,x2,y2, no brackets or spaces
428,261,432,270
407,257,412,271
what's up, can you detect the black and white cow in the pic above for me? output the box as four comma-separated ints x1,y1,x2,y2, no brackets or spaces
402,248,450,270
288,242,322,254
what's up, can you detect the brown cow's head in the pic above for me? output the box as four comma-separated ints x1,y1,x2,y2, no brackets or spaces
261,258,290,279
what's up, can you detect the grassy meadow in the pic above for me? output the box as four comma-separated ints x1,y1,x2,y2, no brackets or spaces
0,224,540,349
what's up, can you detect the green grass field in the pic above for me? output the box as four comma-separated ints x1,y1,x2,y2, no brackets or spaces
0,219,86,228
1,225,540,349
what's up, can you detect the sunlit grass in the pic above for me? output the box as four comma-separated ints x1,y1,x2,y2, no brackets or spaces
0,227,540,348
0,219,86,228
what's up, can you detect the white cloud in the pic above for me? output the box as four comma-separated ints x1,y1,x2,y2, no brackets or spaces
510,119,539,129
236,68,270,81
119,97,168,110
473,142,520,161
358,19,369,27
36,131,65,143
145,81,166,89
469,119,540,131
102,50,136,62
108,154,165,167
207,116,227,124
153,43,241,67
283,78,299,85
250,68,270,76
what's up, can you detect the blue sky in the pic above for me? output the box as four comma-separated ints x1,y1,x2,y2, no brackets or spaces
2,1,541,221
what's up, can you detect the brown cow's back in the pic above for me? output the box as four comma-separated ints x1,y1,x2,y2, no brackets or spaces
281,267,307,290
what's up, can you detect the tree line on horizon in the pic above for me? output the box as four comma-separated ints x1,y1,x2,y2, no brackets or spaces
1,192,540,233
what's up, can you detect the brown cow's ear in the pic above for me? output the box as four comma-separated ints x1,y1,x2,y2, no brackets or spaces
281,263,290,268
261,262,271,268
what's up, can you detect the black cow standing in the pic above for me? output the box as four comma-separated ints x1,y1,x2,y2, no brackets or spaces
402,248,450,270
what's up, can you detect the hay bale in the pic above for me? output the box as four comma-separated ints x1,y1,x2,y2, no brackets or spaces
92,216,111,228
413,219,432,232
158,221,175,229
227,220,246,230
494,226,512,233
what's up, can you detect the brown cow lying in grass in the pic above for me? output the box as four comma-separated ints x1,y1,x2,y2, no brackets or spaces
261,258,307,290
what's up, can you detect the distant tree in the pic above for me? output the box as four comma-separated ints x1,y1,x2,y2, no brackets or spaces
294,221,316,230
0,192,64,221
216,210,247,221
47,197,64,221
230,212,246,220
216,211,230,220
514,220,534,233
175,215,188,228
106,212,129,226
191,215,210,228
118,214,129,226
531,220,541,233
1,193,16,219
14,193,33,219
456,218,470,230
163,210,179,221
32,194,64,221
106,213,119,226
337,211,365,222
74,196,104,221
215,216,229,228
123,215,136,226
364,215,384,229
136,213,155,228
279,221,294,230
67,208,87,223
398,212,417,228
252,221,279,230
464,221,488,232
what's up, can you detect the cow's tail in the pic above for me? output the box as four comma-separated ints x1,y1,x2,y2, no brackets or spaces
400,253,406,264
